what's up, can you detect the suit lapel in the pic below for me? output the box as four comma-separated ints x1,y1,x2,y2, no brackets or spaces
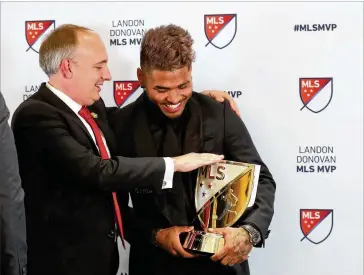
129,94,216,163
129,95,175,222
183,94,215,154
88,103,117,154
38,83,103,153
39,84,92,137
132,95,158,157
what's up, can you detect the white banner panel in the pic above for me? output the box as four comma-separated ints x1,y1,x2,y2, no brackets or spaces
1,2,363,275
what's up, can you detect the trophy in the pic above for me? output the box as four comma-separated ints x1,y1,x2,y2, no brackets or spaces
181,160,260,255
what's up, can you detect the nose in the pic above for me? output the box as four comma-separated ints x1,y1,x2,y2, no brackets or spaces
102,66,112,81
166,90,180,104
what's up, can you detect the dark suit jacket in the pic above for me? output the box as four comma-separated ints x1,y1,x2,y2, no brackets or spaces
0,92,27,275
109,92,276,275
11,83,167,275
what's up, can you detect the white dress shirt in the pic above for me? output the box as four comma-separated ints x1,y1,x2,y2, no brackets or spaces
46,82,174,189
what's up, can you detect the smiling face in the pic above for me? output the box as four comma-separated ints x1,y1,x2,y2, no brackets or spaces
137,66,192,119
40,25,112,106
67,32,112,106
138,24,196,118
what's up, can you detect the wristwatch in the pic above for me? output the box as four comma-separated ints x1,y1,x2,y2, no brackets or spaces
241,225,261,246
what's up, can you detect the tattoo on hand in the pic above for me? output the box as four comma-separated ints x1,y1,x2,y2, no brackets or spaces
233,229,251,256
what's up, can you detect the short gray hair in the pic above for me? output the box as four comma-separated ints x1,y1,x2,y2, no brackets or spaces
39,24,93,76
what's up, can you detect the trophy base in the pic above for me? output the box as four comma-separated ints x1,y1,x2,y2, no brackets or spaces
180,230,225,255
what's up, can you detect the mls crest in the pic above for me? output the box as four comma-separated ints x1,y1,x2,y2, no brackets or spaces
113,81,141,107
299,78,333,113
204,14,237,49
300,209,334,244
25,20,55,53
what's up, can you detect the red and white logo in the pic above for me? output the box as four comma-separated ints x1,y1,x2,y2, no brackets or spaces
204,14,237,49
25,20,55,53
113,81,141,107
299,78,333,113
300,209,333,244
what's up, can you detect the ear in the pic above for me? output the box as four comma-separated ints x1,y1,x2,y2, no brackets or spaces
59,59,73,79
137,67,144,87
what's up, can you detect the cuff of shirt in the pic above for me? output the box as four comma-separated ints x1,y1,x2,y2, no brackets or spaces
161,157,174,189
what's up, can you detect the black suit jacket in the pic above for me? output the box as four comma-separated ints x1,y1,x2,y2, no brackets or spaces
109,92,276,275
0,92,27,275
11,83,167,275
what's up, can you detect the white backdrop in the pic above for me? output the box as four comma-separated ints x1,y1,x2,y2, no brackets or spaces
1,2,363,275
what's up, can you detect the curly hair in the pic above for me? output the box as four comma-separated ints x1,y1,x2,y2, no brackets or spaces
140,24,196,72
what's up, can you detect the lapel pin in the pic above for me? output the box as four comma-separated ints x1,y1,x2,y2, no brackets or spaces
91,112,98,119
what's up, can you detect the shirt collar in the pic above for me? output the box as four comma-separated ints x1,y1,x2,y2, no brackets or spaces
46,82,82,115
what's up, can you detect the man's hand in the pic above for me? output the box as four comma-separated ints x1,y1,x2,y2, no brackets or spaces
201,90,241,118
209,227,252,266
173,153,224,172
155,226,198,258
